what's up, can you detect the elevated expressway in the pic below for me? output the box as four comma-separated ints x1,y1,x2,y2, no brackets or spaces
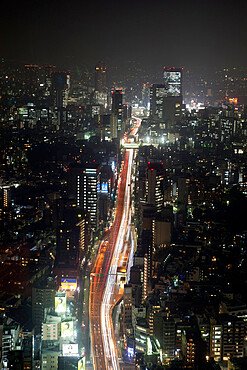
89,118,141,369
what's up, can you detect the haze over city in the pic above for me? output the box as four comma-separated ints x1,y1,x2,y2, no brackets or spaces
2,0,247,70
1,1,247,370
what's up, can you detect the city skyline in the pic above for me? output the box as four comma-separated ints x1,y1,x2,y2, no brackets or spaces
1,2,247,368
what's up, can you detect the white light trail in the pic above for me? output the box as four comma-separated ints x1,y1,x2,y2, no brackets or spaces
101,149,133,370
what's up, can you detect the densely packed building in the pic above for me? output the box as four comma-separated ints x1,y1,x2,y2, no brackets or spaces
1,59,247,369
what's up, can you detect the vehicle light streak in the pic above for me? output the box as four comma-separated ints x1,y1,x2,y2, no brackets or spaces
89,118,141,369
101,149,133,370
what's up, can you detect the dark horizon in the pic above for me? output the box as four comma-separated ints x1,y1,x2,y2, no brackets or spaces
1,0,247,71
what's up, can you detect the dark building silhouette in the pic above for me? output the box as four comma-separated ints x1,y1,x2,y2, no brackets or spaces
95,61,107,92
111,89,123,137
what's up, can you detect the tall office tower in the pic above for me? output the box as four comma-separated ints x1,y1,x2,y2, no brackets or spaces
24,64,40,92
152,213,171,250
95,61,107,92
80,166,99,231
162,96,182,129
52,71,70,128
32,285,56,327
147,301,161,337
142,82,151,107
111,89,123,137
99,165,113,221
123,284,133,335
110,113,118,139
54,207,90,278
147,67,183,128
146,162,164,213
177,177,189,212
149,83,182,127
163,67,183,97
141,230,153,279
132,247,146,303
101,114,111,140
1,186,12,222
44,64,52,94
129,266,143,307
149,84,166,120
2,186,11,208
68,165,100,231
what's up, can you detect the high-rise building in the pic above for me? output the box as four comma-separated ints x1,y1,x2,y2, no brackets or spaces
111,89,123,137
2,186,11,208
80,166,99,231
142,82,151,107
32,286,56,327
54,205,90,280
52,71,70,128
162,317,176,358
68,164,100,231
150,68,183,126
1,185,12,222
149,84,166,120
181,329,206,369
177,177,189,212
123,284,133,335
147,302,161,337
146,162,164,213
221,315,245,359
110,113,118,139
210,320,222,361
95,61,107,92
162,95,182,129
152,215,171,250
163,67,183,97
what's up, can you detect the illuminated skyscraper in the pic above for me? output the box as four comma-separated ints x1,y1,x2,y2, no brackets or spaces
81,166,100,231
146,162,164,213
150,84,166,120
68,164,100,231
150,69,183,125
95,61,107,92
163,67,183,97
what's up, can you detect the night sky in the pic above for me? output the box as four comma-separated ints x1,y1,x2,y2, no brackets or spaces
1,0,247,69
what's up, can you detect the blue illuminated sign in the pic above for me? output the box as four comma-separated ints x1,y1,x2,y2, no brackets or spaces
101,182,108,193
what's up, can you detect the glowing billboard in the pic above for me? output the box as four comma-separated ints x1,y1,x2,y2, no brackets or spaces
61,321,73,337
55,295,66,313
63,343,78,357
61,278,77,291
